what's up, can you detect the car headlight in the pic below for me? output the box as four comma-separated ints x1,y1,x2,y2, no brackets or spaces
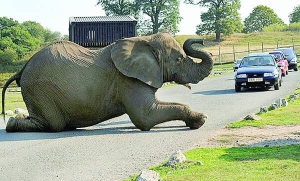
290,57,297,63
264,72,274,77
264,71,278,77
236,74,247,78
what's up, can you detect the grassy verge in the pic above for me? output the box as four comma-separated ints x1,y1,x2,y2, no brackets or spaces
227,87,300,128
127,145,300,181
147,145,300,181
126,86,300,181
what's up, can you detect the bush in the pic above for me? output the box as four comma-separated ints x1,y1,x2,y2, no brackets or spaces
0,48,18,64
263,24,288,32
289,22,300,32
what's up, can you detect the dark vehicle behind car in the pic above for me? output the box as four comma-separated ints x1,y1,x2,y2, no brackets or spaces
233,59,242,72
274,48,298,71
235,53,282,92
269,51,289,76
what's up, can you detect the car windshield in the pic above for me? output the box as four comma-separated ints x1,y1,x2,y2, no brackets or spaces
270,53,282,59
278,49,295,57
240,56,275,67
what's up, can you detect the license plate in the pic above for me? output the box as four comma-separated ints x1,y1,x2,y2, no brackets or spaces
248,78,263,82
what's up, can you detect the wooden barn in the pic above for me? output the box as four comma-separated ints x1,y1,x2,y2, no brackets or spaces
69,15,137,47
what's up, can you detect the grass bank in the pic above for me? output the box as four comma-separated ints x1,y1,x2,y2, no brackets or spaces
175,32,300,64
149,145,300,181
227,87,300,128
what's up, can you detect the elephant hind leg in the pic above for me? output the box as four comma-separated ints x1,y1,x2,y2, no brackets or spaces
6,116,49,132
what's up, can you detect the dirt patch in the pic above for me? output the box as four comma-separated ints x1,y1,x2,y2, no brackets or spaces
201,125,300,147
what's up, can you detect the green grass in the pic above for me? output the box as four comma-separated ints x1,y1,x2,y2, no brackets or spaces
227,87,300,129
144,145,300,181
226,100,300,128
175,32,300,47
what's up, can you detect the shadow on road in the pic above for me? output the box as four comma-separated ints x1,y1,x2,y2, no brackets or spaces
0,119,190,142
194,87,272,95
193,89,236,95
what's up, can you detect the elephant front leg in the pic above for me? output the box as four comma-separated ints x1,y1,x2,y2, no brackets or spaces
125,100,207,131
156,101,207,130
121,82,207,131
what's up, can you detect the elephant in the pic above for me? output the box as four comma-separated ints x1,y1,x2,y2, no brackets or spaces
1,33,213,132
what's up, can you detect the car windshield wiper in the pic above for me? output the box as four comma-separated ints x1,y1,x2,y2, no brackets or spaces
262,64,274,66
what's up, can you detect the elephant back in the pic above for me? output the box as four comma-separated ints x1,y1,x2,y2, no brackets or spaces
20,41,100,88
35,41,98,67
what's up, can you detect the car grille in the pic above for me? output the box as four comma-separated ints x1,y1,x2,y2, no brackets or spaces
247,73,263,78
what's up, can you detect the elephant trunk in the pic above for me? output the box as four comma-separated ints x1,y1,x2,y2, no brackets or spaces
183,39,213,82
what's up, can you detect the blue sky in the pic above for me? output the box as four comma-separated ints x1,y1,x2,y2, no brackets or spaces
0,0,299,35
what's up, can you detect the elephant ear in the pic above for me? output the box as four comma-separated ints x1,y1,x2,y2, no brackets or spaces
111,38,163,88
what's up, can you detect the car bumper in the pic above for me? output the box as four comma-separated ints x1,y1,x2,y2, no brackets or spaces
235,77,278,88
288,63,297,69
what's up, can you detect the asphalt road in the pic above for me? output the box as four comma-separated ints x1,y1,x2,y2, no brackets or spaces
1,70,299,181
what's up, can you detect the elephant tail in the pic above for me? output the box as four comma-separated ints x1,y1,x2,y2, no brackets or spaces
1,67,25,117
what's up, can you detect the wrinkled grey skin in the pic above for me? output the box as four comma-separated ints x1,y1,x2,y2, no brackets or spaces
2,33,213,132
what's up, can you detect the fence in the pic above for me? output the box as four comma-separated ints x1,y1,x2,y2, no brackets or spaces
209,39,300,64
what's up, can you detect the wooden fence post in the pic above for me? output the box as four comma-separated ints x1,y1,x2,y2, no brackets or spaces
261,42,264,52
248,42,250,53
233,45,236,61
218,45,221,64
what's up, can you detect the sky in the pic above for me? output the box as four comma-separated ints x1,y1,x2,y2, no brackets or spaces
0,0,299,35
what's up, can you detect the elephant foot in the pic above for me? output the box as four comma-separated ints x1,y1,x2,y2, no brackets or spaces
185,113,207,130
6,117,17,132
6,116,46,132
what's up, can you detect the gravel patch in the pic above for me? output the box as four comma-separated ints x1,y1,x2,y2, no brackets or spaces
199,125,300,148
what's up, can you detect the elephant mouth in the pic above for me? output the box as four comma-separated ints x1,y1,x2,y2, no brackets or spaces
173,73,199,85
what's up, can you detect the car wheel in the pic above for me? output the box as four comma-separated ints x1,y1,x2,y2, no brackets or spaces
279,78,282,87
294,67,298,71
274,81,280,90
235,85,241,92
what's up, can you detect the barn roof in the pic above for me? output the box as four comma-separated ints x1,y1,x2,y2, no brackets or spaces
69,15,137,24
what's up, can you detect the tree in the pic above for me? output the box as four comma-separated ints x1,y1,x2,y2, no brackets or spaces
0,17,64,63
0,17,18,28
0,48,18,64
96,0,140,16
22,21,46,43
96,0,182,35
289,5,300,23
185,0,243,42
138,0,182,34
243,5,284,33
0,23,39,59
44,29,62,43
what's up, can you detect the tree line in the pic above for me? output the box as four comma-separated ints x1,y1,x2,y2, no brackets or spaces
97,0,300,41
0,17,67,64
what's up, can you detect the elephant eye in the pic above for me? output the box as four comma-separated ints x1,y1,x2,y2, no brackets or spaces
177,57,183,62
